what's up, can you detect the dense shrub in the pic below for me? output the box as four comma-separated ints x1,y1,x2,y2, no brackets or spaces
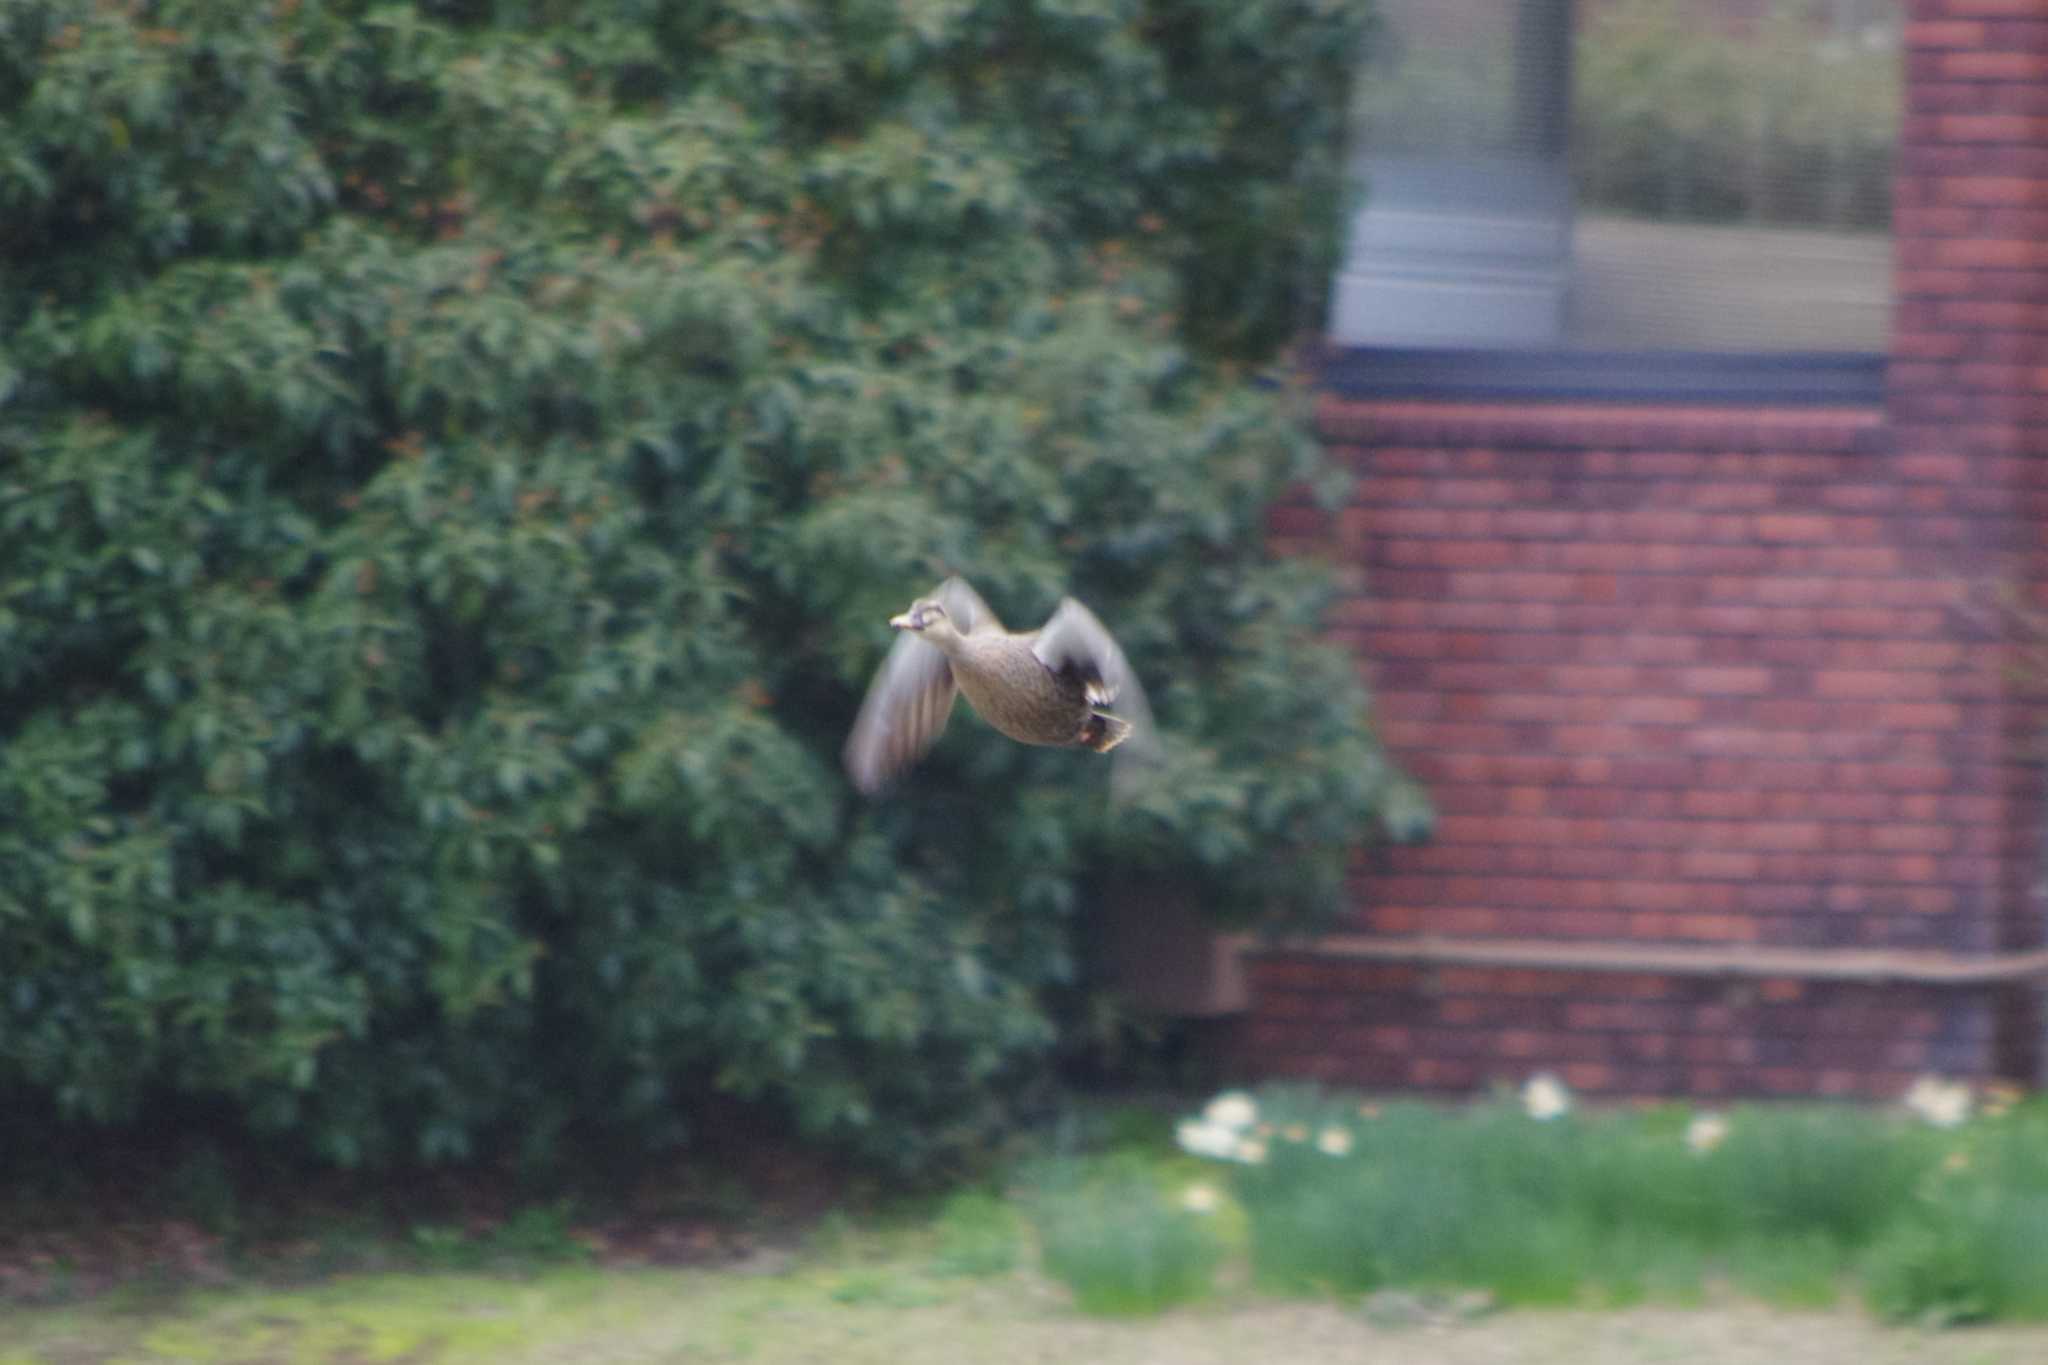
0,1,1421,1170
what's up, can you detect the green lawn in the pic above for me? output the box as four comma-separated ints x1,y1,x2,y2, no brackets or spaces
8,1084,2048,1363
9,1257,2048,1365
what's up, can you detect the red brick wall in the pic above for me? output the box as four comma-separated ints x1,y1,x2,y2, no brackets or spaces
1242,0,2048,1100
1244,957,1995,1099
1251,401,2023,1098
1251,395,2033,1095
1892,0,2048,969
1316,401,1969,958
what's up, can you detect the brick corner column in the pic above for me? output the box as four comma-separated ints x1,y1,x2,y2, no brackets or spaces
1891,0,2048,1081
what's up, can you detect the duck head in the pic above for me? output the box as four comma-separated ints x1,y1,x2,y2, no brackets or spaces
889,596,962,647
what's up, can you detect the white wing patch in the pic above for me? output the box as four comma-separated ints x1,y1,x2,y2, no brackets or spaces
1031,596,1161,794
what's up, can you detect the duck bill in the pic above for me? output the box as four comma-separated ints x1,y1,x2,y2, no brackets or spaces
888,611,917,631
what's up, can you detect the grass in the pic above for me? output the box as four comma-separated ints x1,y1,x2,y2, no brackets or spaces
9,1242,2048,1365
1178,1083,2048,1321
0,1215,985,1364
1014,1082,2047,1318
1022,1153,1224,1314
6,1084,2048,1363
407,1201,592,1272
1863,1110,2048,1325
926,1189,1024,1279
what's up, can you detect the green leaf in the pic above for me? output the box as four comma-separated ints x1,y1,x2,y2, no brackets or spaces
0,0,1406,1176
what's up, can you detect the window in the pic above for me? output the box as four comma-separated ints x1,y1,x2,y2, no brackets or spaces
1330,0,1900,360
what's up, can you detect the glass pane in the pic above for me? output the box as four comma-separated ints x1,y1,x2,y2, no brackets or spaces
1332,0,1900,354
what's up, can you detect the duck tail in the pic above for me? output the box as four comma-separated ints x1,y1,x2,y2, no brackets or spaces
1081,712,1133,753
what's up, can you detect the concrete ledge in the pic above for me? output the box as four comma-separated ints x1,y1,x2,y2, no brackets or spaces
1230,932,2048,986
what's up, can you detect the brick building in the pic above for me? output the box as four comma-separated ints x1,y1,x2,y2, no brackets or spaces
1227,0,2048,1099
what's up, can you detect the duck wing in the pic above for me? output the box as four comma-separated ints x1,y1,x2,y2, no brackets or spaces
843,577,1002,795
1030,597,1162,788
930,576,1001,634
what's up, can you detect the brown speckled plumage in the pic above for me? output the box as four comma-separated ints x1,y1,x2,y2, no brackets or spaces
844,576,1157,795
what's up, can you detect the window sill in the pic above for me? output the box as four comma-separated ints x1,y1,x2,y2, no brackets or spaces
1312,343,1888,408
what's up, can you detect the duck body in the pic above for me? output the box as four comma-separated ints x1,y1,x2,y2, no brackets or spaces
843,576,1153,795
932,628,1122,750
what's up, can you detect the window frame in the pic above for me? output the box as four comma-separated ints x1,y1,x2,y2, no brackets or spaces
1324,0,1899,404
1312,343,1888,406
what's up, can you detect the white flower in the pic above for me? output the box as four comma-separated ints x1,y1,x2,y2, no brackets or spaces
1684,1113,1729,1155
1903,1075,1971,1129
1521,1072,1571,1122
1179,1116,1275,1165
1202,1090,1259,1131
1315,1125,1354,1157
1179,1184,1221,1214
1175,1119,1243,1161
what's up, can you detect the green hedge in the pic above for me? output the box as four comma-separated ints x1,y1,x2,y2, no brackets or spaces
0,0,1422,1171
